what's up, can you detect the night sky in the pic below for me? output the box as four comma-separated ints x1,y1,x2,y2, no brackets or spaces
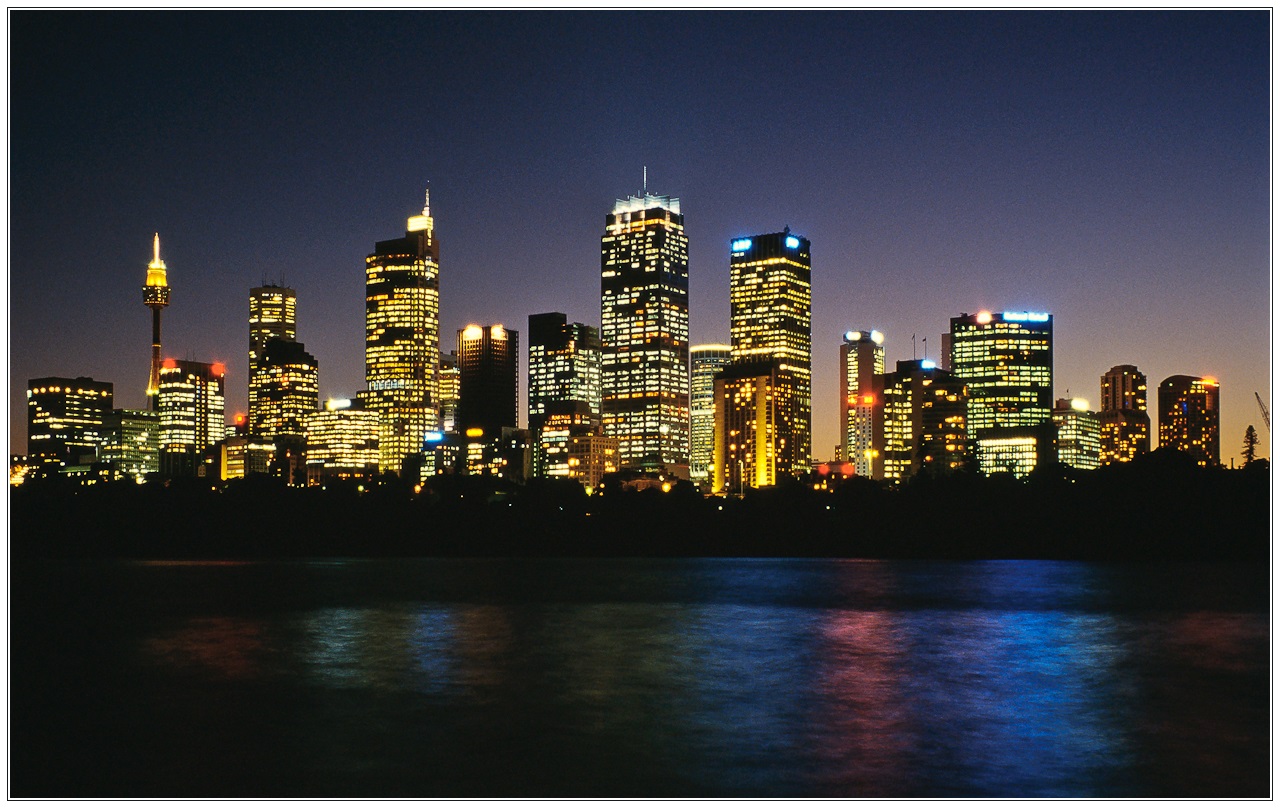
9,11,1271,461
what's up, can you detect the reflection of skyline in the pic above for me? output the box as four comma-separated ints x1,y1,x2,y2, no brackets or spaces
129,560,1269,796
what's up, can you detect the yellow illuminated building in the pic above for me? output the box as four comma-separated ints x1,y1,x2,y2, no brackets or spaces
158,359,226,478
248,285,297,433
1158,375,1220,467
364,189,441,475
1053,398,1101,471
876,360,967,481
142,233,171,409
26,377,114,471
839,330,885,477
304,401,380,485
690,344,731,487
712,360,801,494
600,192,690,475
1099,364,1150,464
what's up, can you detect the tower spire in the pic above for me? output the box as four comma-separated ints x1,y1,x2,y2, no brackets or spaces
423,185,431,217
153,232,161,265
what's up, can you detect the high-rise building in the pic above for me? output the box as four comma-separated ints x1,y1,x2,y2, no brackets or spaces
839,329,885,477
457,324,518,439
304,400,381,485
1158,375,1220,467
712,360,803,494
689,344,731,487
364,190,440,475
142,234,171,410
534,402,595,478
101,409,160,482
439,350,460,434
528,312,602,434
26,377,114,471
727,229,813,475
1053,398,1102,471
875,359,967,481
253,337,319,444
600,191,690,475
248,285,297,434
157,359,226,478
950,310,1053,476
567,431,620,492
1098,364,1151,464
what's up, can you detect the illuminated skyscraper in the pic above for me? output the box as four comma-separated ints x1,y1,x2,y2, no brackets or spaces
364,190,440,475
528,312,602,433
438,350,460,434
949,310,1053,475
26,377,114,471
255,337,319,444
158,359,226,478
457,324,518,439
248,285,297,433
725,229,813,476
689,344,731,487
875,359,967,481
1158,375,1220,467
712,360,802,494
1053,398,1102,471
305,400,381,485
101,409,160,482
142,234,171,410
839,329,885,476
1098,364,1150,464
600,191,689,475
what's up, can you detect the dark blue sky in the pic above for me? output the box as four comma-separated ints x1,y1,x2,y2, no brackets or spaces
9,11,1271,458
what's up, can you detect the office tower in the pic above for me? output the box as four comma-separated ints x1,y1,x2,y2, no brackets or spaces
535,402,595,478
157,360,226,477
875,359,967,481
1158,375,1221,467
304,400,381,485
950,310,1053,476
567,431,620,492
439,350,460,434
142,234,171,409
253,337,319,443
528,312,602,433
1098,364,1151,464
839,330,886,477
712,360,803,494
26,377,114,471
101,409,160,482
689,344,731,487
600,191,690,475
248,285,297,434
1052,398,1102,471
457,324,518,438
364,190,440,476
712,230,812,492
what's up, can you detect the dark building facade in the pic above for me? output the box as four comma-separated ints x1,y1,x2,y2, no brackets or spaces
1158,374,1220,467
457,323,519,439
26,377,114,471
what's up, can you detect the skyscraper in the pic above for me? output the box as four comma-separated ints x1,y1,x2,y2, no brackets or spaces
101,409,160,482
839,329,885,476
949,310,1053,476
712,360,804,494
305,400,381,486
142,234,170,410
248,285,297,434
439,350,460,435
364,190,440,475
158,359,226,478
1053,398,1102,471
1158,375,1220,467
254,337,319,445
721,229,813,480
875,359,967,481
457,324,518,439
1098,364,1151,464
689,344,731,487
600,191,689,475
528,312,602,433
26,377,114,471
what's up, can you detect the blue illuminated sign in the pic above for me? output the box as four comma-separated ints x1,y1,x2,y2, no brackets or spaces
731,238,752,252
424,431,445,443
785,235,800,249
921,359,936,370
1002,311,1050,323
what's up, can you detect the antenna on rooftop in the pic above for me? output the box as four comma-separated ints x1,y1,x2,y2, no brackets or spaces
643,166,647,194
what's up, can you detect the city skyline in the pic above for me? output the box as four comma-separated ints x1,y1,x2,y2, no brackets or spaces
9,11,1270,461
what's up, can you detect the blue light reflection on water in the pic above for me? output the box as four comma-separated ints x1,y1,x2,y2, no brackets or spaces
33,558,1267,797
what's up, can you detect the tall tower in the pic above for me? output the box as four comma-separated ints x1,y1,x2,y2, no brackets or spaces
1099,364,1150,464
158,359,226,478
528,312,602,434
363,190,440,476
949,310,1053,476
1158,375,1220,467
142,233,170,410
600,190,690,476
689,344,731,487
457,324,519,439
248,285,297,434
725,229,813,476
839,329,885,476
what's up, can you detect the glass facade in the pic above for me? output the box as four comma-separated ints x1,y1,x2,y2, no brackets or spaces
305,404,381,484
712,360,802,494
158,360,226,478
528,312,602,434
1053,398,1102,471
248,285,297,434
600,193,690,475
877,360,967,481
364,191,440,475
839,330,885,476
689,344,731,486
101,409,160,482
728,230,812,475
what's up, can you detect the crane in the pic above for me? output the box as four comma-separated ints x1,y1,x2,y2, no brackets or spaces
1255,392,1269,431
